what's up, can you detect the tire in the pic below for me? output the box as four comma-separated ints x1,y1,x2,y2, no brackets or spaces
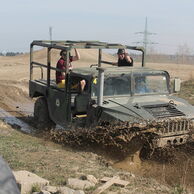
34,97,55,130
140,142,155,160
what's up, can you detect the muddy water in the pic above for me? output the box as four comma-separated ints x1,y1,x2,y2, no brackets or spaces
0,108,35,133
113,148,194,191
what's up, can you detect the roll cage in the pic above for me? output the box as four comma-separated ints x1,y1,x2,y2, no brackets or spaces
30,40,145,85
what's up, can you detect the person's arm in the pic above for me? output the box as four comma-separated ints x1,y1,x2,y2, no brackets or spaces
125,53,133,63
72,48,80,61
112,62,118,66
101,60,117,66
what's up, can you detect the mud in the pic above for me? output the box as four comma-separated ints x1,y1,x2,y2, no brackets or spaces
50,122,143,157
0,108,35,133
50,121,194,191
114,144,194,191
0,81,194,191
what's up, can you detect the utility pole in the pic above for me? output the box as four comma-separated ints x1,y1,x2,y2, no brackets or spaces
134,17,157,57
49,26,53,41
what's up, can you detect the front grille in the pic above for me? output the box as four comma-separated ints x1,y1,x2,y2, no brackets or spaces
143,103,185,118
160,119,190,134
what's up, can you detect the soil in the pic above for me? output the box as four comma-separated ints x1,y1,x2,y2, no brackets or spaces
0,51,194,193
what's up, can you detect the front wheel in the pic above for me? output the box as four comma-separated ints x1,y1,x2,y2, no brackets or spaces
34,97,55,130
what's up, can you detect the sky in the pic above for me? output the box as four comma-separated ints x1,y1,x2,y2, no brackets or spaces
0,0,194,54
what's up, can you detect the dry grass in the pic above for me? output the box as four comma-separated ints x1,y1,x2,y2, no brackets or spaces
0,124,115,186
146,63,194,81
176,79,194,105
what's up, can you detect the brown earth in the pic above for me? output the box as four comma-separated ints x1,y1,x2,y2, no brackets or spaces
0,50,194,193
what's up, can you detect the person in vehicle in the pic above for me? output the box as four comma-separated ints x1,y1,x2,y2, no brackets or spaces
56,49,86,91
56,49,79,87
135,77,149,94
116,48,133,67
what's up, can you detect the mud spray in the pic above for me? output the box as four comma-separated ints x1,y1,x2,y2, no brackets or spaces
50,121,194,191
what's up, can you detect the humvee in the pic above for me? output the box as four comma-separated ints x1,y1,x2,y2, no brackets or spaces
29,40,194,150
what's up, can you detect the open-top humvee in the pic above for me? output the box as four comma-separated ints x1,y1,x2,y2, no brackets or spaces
29,40,194,150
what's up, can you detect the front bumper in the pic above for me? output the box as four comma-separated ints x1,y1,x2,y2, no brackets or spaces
155,134,190,148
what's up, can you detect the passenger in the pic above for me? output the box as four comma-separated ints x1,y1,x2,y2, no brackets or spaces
56,49,86,91
116,48,133,67
56,49,80,88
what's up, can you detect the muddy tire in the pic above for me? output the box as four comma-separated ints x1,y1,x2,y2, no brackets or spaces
140,142,155,160
34,97,55,130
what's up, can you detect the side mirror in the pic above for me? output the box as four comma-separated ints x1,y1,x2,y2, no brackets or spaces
173,78,181,92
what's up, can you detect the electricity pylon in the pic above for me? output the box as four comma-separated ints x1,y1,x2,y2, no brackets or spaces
134,17,157,56
49,26,53,41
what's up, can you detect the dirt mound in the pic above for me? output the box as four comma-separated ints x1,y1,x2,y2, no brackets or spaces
0,80,33,120
0,48,116,67
2,48,194,81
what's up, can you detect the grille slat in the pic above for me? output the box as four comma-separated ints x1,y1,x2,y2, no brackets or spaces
163,119,190,134
142,103,190,134
143,103,185,118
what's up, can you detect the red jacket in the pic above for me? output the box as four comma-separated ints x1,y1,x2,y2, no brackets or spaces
56,57,73,84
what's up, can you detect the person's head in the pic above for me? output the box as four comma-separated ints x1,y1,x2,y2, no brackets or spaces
60,50,72,60
117,48,125,60
60,50,67,58
135,77,146,88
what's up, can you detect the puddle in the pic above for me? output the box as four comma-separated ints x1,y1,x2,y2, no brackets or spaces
0,108,35,133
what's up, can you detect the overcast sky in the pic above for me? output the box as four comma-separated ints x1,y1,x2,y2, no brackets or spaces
0,0,194,54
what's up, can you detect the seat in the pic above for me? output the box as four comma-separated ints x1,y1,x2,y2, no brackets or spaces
74,93,90,114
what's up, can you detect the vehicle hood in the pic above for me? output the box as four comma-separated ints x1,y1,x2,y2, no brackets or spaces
101,95,194,122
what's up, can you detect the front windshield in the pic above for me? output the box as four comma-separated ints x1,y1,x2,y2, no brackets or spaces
134,74,169,95
91,74,131,97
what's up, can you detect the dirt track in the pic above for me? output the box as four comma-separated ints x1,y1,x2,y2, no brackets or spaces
0,52,194,192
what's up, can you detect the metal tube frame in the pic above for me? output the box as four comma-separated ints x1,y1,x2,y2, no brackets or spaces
97,67,105,106
29,41,146,99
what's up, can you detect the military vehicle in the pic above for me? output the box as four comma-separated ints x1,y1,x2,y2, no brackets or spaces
29,40,194,153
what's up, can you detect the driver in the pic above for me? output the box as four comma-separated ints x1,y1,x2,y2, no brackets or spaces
135,77,149,94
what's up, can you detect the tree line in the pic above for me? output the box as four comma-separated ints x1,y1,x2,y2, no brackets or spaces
0,52,24,56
